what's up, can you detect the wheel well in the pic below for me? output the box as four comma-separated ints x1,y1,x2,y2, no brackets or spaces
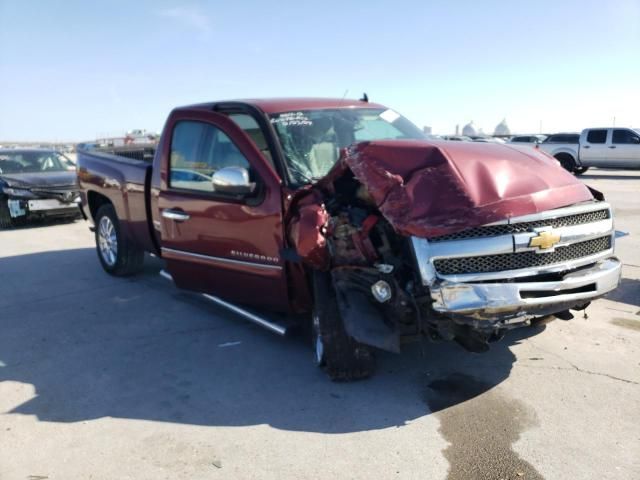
554,152,575,163
87,191,112,221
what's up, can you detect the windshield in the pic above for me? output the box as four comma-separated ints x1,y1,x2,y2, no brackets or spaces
0,151,75,174
269,108,425,185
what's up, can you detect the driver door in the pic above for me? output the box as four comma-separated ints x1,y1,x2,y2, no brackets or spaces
157,111,290,312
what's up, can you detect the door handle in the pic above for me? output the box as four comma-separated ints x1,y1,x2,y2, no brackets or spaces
162,209,190,222
608,146,616,149
583,145,590,149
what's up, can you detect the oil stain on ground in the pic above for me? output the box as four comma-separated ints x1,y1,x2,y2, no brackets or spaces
426,373,544,480
611,317,640,332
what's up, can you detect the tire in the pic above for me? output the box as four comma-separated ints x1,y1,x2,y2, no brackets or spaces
0,199,12,229
311,271,375,381
94,203,144,276
574,166,589,175
555,153,577,173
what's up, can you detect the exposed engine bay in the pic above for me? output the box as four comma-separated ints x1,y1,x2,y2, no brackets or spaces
287,140,620,354
288,165,506,353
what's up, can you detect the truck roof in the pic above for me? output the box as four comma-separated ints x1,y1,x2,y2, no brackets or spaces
186,97,387,115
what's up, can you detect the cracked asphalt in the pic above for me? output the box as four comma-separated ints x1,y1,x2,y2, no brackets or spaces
0,169,639,480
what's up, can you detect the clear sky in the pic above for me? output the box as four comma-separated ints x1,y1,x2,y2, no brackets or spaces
1,0,639,141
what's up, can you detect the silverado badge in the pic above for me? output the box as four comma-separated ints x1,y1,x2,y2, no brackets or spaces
529,230,561,251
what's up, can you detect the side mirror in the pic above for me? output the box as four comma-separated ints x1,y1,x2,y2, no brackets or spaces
212,166,255,195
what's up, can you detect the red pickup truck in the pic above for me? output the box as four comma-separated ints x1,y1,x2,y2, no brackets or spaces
78,97,621,380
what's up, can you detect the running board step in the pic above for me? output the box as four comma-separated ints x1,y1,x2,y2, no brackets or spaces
160,270,290,336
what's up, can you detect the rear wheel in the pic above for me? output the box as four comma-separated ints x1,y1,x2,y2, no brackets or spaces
0,199,12,229
312,271,375,381
555,153,577,173
94,204,144,276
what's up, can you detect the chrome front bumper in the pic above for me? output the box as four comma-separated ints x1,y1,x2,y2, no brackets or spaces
411,202,622,323
429,258,621,319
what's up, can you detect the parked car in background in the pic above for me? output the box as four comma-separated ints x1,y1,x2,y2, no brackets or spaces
77,97,620,380
542,133,580,145
537,128,640,173
471,136,506,144
442,135,472,141
537,133,583,173
508,134,547,145
0,148,81,228
76,142,100,151
125,129,159,145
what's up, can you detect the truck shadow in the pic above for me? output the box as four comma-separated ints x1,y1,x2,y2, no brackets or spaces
605,277,640,307
1,247,544,434
2,215,82,231
581,173,640,181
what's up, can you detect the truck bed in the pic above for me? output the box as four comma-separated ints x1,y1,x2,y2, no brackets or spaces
77,147,158,254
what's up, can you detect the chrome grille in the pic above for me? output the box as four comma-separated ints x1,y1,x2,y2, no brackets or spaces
434,236,612,275
429,209,610,242
30,187,79,203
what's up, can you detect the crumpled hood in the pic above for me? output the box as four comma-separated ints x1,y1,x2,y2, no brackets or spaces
0,171,77,189
339,140,594,238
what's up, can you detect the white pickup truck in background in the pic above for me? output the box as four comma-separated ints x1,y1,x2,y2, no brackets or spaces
538,127,640,174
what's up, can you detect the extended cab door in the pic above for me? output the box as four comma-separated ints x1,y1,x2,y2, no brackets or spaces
580,129,610,166
157,110,290,312
610,129,640,168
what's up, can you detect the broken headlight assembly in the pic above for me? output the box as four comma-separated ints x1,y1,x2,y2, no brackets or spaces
2,186,37,198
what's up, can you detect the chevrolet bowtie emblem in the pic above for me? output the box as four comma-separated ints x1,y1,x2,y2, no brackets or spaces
529,230,561,250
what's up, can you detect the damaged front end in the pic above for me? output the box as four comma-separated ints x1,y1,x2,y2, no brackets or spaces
1,181,81,223
287,140,621,353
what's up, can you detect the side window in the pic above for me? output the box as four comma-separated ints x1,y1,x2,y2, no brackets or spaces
586,129,607,144
228,113,274,166
170,121,250,193
612,129,640,145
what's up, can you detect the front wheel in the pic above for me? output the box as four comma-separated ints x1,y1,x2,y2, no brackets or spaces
311,271,375,381
574,166,590,175
94,204,144,276
0,199,12,229
555,153,577,173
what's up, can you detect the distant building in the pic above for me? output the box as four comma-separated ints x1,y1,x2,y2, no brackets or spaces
423,126,432,135
462,121,478,137
494,119,511,136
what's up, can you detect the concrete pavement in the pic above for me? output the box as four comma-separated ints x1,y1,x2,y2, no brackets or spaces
0,169,638,480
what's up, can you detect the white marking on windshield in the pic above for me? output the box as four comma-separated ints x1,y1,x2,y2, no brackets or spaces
379,109,400,123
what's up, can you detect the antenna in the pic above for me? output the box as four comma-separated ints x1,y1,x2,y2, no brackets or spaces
360,92,369,103
341,89,349,101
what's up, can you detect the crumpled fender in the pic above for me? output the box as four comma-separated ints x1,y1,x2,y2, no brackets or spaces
286,190,330,269
286,139,595,265
331,267,400,353
341,140,594,238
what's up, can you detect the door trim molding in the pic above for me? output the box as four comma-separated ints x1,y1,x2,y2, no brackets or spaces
161,247,282,271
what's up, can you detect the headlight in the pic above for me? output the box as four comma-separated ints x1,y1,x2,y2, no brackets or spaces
371,280,393,303
2,187,36,198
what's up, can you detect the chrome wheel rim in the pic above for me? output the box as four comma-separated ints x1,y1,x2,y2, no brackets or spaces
313,312,324,365
315,335,324,365
98,216,118,266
